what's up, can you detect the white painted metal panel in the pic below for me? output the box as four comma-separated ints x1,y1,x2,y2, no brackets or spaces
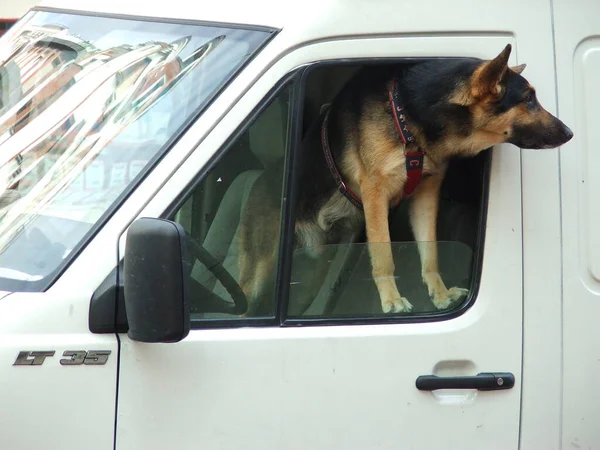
554,1,600,448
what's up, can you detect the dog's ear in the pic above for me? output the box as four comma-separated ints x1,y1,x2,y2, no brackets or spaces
471,44,512,100
511,63,526,74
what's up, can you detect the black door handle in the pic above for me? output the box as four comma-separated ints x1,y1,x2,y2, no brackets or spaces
416,372,515,391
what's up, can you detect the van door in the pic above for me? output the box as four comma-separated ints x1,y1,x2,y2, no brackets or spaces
115,31,530,449
554,0,600,447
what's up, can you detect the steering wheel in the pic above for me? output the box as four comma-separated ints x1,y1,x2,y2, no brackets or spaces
183,233,248,315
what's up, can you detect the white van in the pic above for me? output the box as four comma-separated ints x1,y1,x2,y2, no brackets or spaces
0,0,595,449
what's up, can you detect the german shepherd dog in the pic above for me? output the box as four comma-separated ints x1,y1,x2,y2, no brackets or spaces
238,44,573,316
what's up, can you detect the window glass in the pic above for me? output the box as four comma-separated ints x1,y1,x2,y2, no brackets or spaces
170,85,291,321
288,241,475,318
0,11,270,292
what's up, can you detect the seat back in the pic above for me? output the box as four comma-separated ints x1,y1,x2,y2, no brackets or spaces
189,97,288,307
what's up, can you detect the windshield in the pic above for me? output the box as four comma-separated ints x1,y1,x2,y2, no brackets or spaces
0,11,271,292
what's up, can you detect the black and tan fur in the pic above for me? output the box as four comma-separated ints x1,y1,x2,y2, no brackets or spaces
239,44,573,316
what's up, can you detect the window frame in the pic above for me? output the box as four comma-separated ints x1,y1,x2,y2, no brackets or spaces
161,58,492,330
161,70,306,329
281,59,491,327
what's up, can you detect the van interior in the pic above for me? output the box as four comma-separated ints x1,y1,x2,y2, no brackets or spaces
172,61,490,321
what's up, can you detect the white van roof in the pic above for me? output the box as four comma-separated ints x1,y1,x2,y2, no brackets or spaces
38,0,284,28
35,0,510,44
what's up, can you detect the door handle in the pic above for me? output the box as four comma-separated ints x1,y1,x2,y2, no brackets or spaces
415,372,515,391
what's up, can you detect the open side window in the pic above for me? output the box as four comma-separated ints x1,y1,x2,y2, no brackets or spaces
160,59,490,328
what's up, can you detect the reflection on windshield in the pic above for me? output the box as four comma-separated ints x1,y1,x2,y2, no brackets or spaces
0,12,270,292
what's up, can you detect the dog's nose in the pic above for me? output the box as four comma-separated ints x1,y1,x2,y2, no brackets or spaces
562,124,574,142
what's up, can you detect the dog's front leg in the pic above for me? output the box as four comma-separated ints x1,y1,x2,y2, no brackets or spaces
361,180,413,313
409,174,469,309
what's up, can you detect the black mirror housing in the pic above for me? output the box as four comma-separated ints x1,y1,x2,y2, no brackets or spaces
123,217,190,343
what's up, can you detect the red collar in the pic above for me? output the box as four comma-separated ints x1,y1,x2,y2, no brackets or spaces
321,75,426,210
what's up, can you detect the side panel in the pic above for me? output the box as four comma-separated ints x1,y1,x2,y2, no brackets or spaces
554,0,600,448
0,291,117,450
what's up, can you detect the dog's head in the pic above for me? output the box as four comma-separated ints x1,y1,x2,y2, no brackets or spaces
451,44,573,150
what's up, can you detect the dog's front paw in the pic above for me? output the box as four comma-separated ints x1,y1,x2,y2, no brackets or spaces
432,287,469,310
382,296,413,313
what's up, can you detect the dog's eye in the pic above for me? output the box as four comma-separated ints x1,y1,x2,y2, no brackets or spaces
524,91,536,105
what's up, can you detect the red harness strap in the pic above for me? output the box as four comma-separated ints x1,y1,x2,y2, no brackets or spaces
321,74,425,210
321,107,364,210
388,73,425,197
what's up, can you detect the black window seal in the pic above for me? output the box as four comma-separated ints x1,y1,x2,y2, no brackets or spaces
160,69,306,330
12,10,279,294
275,72,306,326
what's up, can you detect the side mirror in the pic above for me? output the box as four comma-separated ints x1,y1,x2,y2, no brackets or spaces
123,217,190,343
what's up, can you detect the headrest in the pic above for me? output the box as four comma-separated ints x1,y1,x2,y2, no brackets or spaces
248,97,287,167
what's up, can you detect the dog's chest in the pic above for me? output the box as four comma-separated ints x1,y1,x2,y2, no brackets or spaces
383,146,440,204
